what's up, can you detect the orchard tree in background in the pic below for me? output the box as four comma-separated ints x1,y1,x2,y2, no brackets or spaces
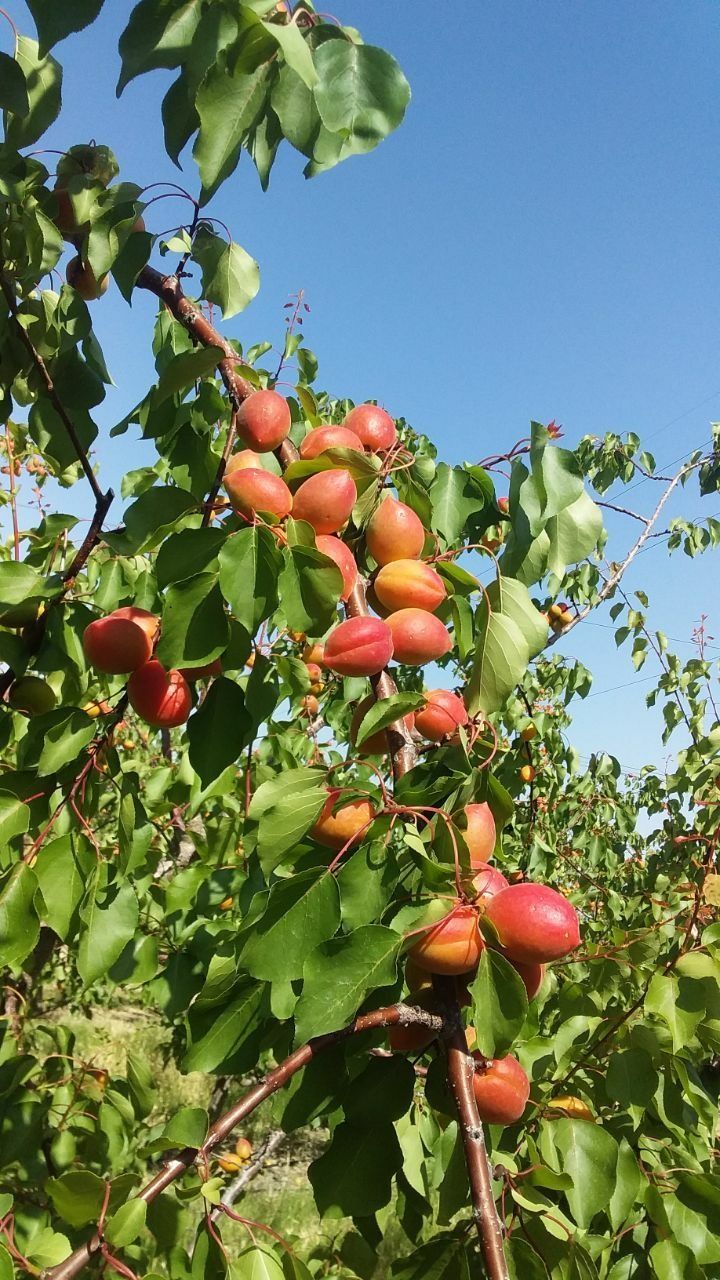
1,4,720,1279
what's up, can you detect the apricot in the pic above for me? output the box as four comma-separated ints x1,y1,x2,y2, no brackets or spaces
472,1053,530,1125
519,764,536,784
224,468,293,520
546,1095,595,1122
315,534,358,600
302,642,325,665
180,658,223,681
53,185,84,239
414,689,469,742
9,676,56,716
128,661,192,729
386,609,452,666
235,1137,253,1160
304,661,323,683
373,559,446,613
226,449,269,475
292,470,357,534
408,904,484,976
510,958,545,1000
310,788,376,850
83,607,159,674
236,389,291,452
350,694,414,755
472,862,508,901
83,699,112,718
217,1153,245,1173
301,694,320,717
366,497,425,565
219,896,234,911
460,802,496,866
299,426,363,459
344,403,397,452
323,616,394,677
66,256,109,301
483,883,580,964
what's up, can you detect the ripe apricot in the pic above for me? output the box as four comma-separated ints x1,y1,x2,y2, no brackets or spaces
315,534,358,600
299,425,363,459
408,904,484,976
83,698,112,718
386,609,452,666
349,694,414,755
226,449,269,475
310,788,376,850
483,883,580,964
301,694,320,717
66,256,108,301
461,802,496,866
53,185,83,239
472,1053,530,1125
304,661,323,683
519,764,536,784
128,661,192,729
344,403,397,451
510,958,545,1000
219,896,234,911
302,642,325,665
373,559,446,613
324,616,394,677
366,497,425,565
405,959,432,992
180,658,223,681
546,1095,595,1122
292,470,356,534
236,389,291,451
521,724,537,742
83,607,159,675
414,689,468,742
224,468,293,520
9,676,56,716
472,862,508,901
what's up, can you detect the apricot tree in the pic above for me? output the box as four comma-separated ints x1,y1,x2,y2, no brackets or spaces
1,5,720,1280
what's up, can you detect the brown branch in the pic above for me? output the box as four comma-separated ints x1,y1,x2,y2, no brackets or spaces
434,979,509,1280
43,1001,444,1280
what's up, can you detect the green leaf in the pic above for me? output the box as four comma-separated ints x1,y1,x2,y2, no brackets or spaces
0,51,29,116
160,1106,208,1150
550,1118,619,1229
25,0,105,54
294,925,399,1043
0,1247,12,1280
37,711,96,777
155,346,223,404
650,1239,704,1280
156,527,225,588
339,839,398,931
192,227,260,319
262,19,317,89
232,1248,284,1280
188,676,252,787
194,60,271,200
0,863,39,967
117,0,204,94
544,489,604,578
240,870,341,982
645,971,705,1054
467,575,548,715
47,1170,106,1228
344,1055,415,1126
313,42,410,152
24,1228,71,1268
35,835,94,940
0,561,45,608
469,949,528,1058
249,768,327,873
124,485,197,551
309,1120,403,1218
430,463,494,545
353,693,425,749
391,1238,474,1280
157,573,228,669
183,982,266,1072
0,792,30,844
77,882,139,987
277,543,342,635
105,1200,147,1248
219,526,282,634
4,37,61,147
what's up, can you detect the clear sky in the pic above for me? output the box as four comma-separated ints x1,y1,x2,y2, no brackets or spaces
7,0,720,777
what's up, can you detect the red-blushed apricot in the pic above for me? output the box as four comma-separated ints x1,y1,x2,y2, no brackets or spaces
373,559,446,613
407,904,484,976
66,256,108,301
128,661,192,729
226,449,269,476
300,425,363,459
366,497,425,565
483,883,580,964
180,658,223,681
236,389,291,451
315,534,358,600
414,689,469,742
472,1053,530,1125
302,642,325,665
224,468,293,521
304,661,323,683
344,403,397,451
461,802,496,867
53,185,84,239
388,991,439,1053
83,607,159,674
292,470,357,534
386,609,452,666
509,958,545,1000
349,694,414,755
310,788,377,850
324,616,394,677
472,862,509,901
497,496,510,514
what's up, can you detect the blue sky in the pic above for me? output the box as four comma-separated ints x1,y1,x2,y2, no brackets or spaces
7,0,720,777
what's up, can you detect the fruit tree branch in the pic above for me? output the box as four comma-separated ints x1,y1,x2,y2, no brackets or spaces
42,1001,445,1280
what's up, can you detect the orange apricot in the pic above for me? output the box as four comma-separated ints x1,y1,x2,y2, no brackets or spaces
510,958,545,1000
83,607,159,675
414,689,468,743
407,904,484,976
546,1095,594,1122
226,449,269,475
366,497,425,565
224,468,293,520
236,390,291,451
386,609,452,666
519,764,536,784
128,661,192,729
310,788,376,850
292,470,357,534
302,642,325,665
472,1053,530,1125
471,862,508,901
344,403,397,452
299,425,363,459
323,616,394,677
304,661,323,683
483,883,580,964
315,534,358,600
373,559,446,613
460,802,496,866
